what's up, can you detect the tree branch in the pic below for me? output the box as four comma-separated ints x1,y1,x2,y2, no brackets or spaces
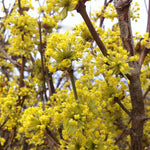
114,2,145,149
46,127,60,147
0,46,31,71
100,0,113,27
0,116,9,129
38,21,48,101
68,69,78,100
114,118,131,144
143,86,150,99
138,0,150,68
114,97,131,117
75,0,107,56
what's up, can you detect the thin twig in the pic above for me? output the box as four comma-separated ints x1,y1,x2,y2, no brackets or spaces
49,72,55,95
0,46,31,71
115,118,131,144
46,127,60,147
68,69,78,100
99,0,113,27
38,21,48,101
45,67,52,97
18,57,25,89
0,116,9,129
114,97,131,117
138,0,150,68
2,0,8,17
143,86,150,99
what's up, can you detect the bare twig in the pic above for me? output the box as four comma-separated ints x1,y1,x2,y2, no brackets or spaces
68,69,78,100
138,0,150,68
0,46,31,71
45,67,52,97
49,72,55,95
143,86,150,99
76,0,107,56
115,119,131,144
2,0,8,17
115,128,130,144
38,21,48,101
18,57,25,89
100,0,113,27
0,116,9,129
46,127,60,147
114,97,131,117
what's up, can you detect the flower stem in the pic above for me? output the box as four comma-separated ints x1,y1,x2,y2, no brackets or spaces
68,69,78,100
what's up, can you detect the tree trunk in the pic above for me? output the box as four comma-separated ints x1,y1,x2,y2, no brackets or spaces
114,0,145,149
129,62,144,150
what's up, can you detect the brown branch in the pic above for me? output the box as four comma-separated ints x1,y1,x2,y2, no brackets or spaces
45,67,52,97
141,116,150,121
115,128,130,144
46,127,60,147
0,46,31,71
114,97,131,117
17,57,26,107
18,57,25,89
56,77,63,88
2,0,8,17
138,0,150,68
18,0,25,90
75,0,107,56
100,0,113,27
68,69,78,100
0,116,9,129
114,1,145,149
115,119,131,144
99,0,107,27
18,0,23,15
49,72,55,95
38,21,48,101
143,86,150,99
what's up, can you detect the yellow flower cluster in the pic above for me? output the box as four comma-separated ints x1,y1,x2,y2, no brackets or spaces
95,48,131,77
130,2,140,22
1,0,148,149
0,137,5,146
103,3,117,21
74,22,93,42
0,85,18,131
45,81,122,150
46,0,79,19
19,106,50,146
45,31,90,72
5,12,38,57
93,2,140,22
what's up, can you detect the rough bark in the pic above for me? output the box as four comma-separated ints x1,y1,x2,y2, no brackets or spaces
114,0,145,149
138,0,150,68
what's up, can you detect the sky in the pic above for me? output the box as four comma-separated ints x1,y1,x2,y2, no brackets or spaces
61,0,149,35
0,0,149,35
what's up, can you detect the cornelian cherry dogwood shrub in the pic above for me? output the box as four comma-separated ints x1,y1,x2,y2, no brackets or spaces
0,0,150,149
